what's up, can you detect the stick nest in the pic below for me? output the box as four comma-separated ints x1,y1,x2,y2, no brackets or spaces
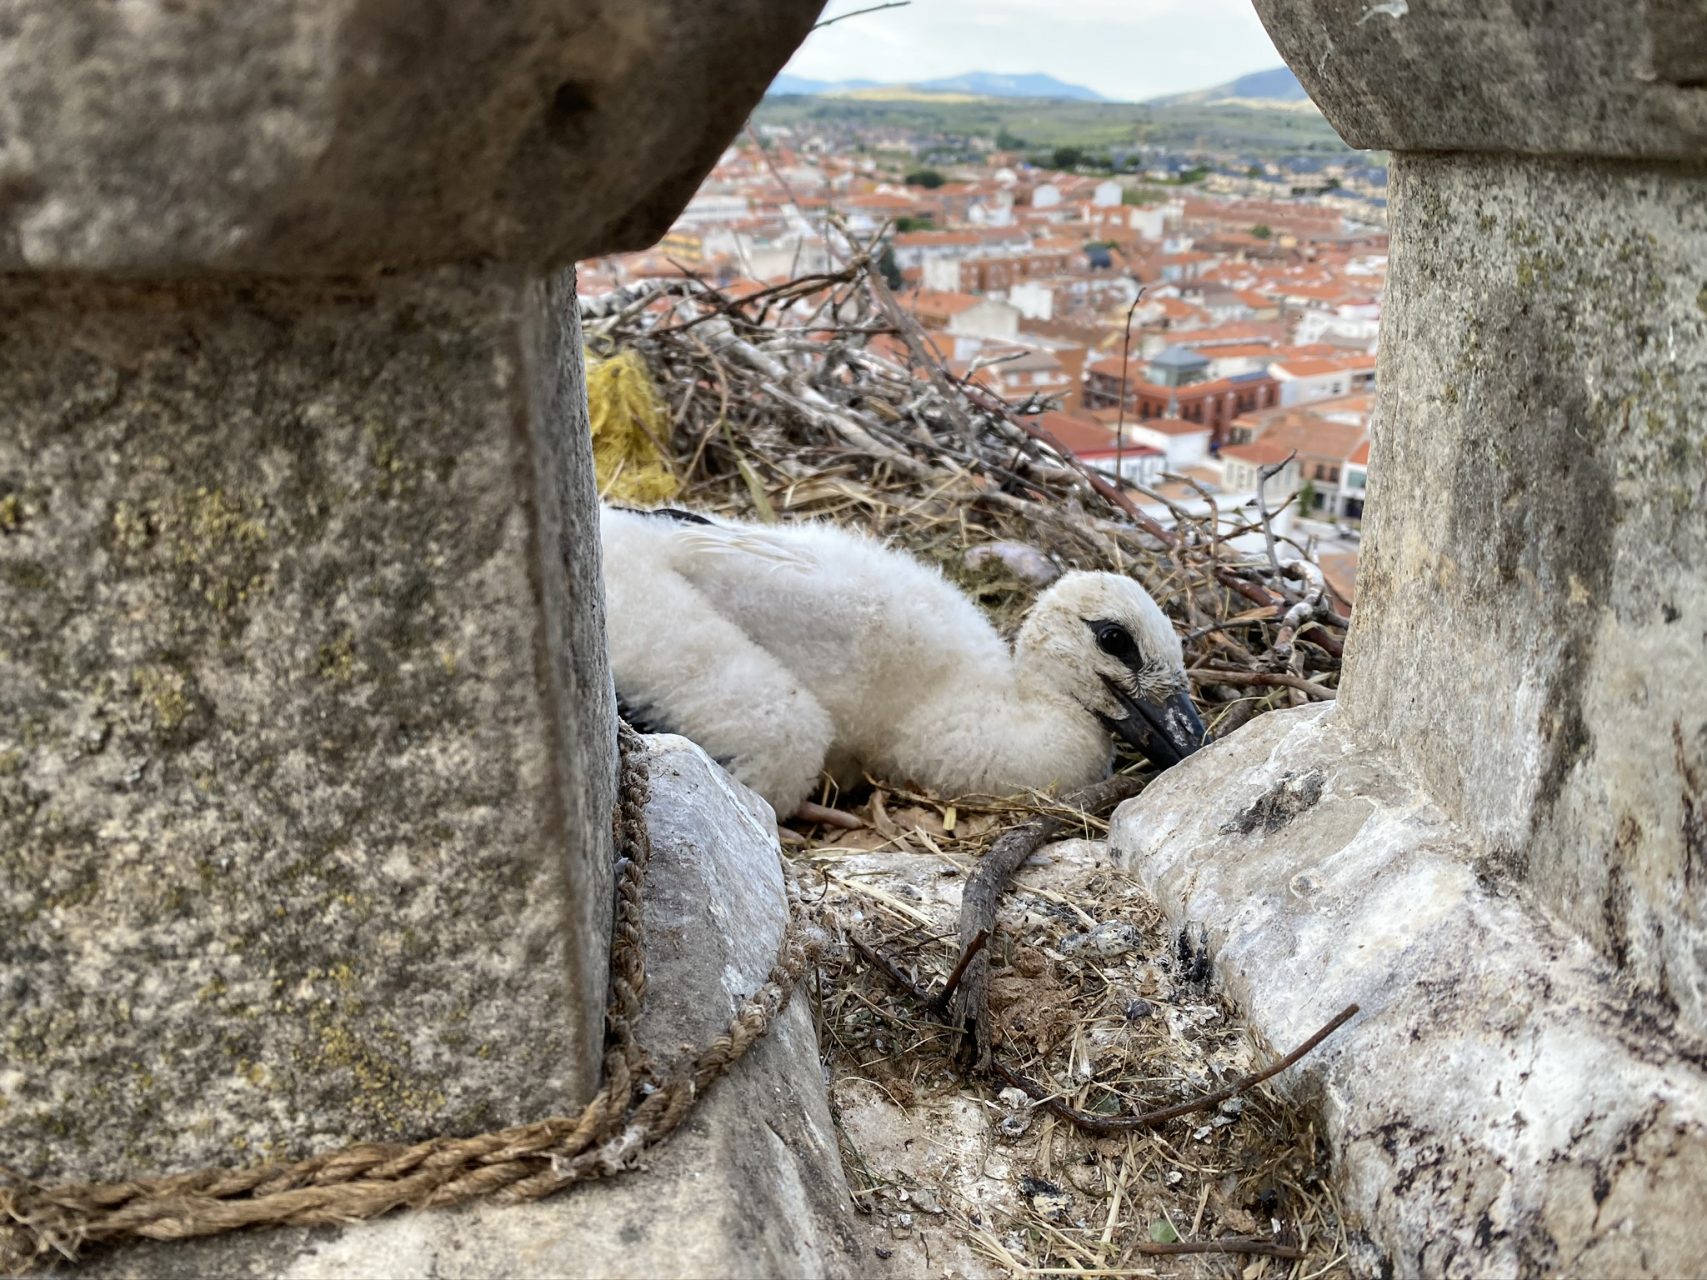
580,256,1355,1278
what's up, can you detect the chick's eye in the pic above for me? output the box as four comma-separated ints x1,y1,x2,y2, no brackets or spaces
1096,624,1135,657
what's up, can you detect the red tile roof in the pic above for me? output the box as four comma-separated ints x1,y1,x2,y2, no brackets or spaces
1222,441,1299,467
903,288,982,319
1272,353,1379,378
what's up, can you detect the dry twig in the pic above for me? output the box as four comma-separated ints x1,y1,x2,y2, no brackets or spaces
947,773,1148,1068
992,1003,1360,1135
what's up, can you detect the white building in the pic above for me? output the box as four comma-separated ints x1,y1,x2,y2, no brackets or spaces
1128,205,1166,240
1217,442,1303,544
1293,307,1383,349
1127,417,1212,472
1272,355,1379,406
945,297,1022,343
1008,279,1054,321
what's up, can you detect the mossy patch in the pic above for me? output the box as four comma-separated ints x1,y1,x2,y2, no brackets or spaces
131,662,211,747
315,632,357,683
109,487,272,621
1,558,51,591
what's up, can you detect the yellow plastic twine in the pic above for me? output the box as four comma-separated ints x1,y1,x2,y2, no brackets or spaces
587,350,680,505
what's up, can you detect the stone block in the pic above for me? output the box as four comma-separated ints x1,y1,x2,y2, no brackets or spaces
0,1,828,273
1111,704,1707,1278
1253,0,1707,159
68,736,865,1279
1344,154,1707,1032
0,267,616,1182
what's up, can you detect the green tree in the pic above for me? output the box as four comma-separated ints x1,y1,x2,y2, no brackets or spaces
876,243,904,291
995,128,1028,151
894,214,936,233
1250,224,1273,239
903,168,945,188
1051,145,1084,171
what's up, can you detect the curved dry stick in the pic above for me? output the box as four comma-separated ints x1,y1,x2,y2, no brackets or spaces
947,772,1148,1069
992,1002,1360,1135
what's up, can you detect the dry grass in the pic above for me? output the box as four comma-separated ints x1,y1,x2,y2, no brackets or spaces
580,257,1356,1277
800,796,1352,1279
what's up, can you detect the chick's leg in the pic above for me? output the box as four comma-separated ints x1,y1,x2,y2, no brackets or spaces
605,567,833,820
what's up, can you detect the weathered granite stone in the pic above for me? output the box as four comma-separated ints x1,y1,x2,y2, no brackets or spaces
1344,155,1707,1034
71,736,865,1280
0,267,616,1180
1112,705,1707,1279
0,1,828,274
1115,11,1707,1269
1,2,841,1271
1252,0,1707,159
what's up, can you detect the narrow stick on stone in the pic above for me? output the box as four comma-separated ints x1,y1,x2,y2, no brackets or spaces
992,1002,1360,1135
947,773,1149,1068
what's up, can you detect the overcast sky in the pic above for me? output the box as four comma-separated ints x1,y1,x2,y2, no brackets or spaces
782,0,1286,102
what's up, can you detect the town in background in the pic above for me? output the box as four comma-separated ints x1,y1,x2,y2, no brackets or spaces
580,70,1385,604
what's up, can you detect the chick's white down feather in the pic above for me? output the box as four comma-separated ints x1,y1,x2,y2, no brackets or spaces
600,505,1193,817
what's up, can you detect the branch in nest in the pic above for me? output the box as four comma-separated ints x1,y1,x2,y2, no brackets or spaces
1189,668,1337,701
946,772,1149,1069
991,1003,1359,1135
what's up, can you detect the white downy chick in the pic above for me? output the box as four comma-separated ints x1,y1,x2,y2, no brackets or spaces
599,505,1208,818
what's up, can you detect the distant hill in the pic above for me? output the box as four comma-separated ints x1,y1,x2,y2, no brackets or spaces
913,72,1107,102
1146,66,1314,111
769,74,880,96
754,89,1352,159
768,70,1107,102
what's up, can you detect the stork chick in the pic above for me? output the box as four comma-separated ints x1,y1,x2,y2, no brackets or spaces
600,505,1209,821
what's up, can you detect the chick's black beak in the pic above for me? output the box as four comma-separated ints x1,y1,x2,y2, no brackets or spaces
1098,678,1211,768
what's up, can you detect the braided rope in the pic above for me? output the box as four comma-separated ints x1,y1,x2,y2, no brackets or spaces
0,724,822,1274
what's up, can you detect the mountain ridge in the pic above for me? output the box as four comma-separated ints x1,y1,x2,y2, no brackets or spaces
1144,67,1309,108
769,70,1108,102
768,66,1314,111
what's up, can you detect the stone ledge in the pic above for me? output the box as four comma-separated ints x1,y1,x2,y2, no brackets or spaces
0,1,827,273
1109,704,1707,1278
1253,0,1707,160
